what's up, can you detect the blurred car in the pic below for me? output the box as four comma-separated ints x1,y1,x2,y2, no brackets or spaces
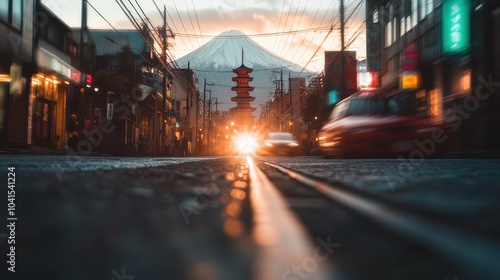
257,132,300,156
318,91,441,157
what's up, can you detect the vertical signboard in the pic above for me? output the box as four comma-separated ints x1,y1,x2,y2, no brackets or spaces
366,0,380,72
324,51,357,101
366,22,380,71
442,0,470,53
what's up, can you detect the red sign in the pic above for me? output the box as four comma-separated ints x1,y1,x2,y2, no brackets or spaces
403,44,418,71
71,70,81,83
324,51,358,99
86,74,93,87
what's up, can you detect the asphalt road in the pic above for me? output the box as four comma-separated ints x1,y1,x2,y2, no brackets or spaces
0,154,499,280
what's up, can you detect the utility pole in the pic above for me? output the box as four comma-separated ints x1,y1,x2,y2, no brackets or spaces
213,98,218,155
187,61,191,150
208,90,212,156
80,0,88,126
203,78,206,155
161,5,167,156
202,79,214,155
288,72,292,133
340,0,346,100
280,69,284,132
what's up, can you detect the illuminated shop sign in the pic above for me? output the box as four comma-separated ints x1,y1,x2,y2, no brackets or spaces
401,71,420,89
86,74,93,87
37,48,81,83
358,72,379,90
442,0,470,53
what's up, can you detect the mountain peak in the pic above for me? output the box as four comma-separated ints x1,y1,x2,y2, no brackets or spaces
219,30,246,36
175,30,309,72
174,30,313,115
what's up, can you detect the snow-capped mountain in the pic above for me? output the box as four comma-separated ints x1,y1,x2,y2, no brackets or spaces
174,30,314,116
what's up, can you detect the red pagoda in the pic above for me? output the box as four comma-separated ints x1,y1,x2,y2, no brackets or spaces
230,50,256,127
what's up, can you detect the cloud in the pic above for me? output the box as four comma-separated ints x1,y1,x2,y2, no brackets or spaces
40,0,366,72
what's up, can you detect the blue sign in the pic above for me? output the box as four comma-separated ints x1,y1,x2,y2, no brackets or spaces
328,90,339,105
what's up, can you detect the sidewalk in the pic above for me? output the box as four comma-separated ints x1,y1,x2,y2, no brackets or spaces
0,146,111,156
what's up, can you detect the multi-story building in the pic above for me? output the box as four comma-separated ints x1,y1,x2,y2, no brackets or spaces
366,0,500,152
1,1,88,151
32,2,84,150
88,29,177,155
0,0,35,147
171,68,198,155
288,77,306,140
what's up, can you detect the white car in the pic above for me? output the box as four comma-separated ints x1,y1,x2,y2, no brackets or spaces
257,132,300,156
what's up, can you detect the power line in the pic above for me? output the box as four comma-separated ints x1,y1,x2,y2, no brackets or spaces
174,26,332,39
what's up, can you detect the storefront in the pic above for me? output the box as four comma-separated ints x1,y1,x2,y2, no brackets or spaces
0,57,32,147
32,46,81,149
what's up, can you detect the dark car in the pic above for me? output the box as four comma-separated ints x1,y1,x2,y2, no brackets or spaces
318,91,442,157
257,132,300,156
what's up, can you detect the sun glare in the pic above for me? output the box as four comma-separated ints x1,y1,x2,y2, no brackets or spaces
234,133,258,155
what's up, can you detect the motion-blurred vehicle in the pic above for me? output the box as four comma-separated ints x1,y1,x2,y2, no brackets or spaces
257,132,300,156
318,91,441,157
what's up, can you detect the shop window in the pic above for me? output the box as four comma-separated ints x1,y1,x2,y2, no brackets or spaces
420,0,426,21
0,0,8,22
428,88,442,122
427,0,433,16
385,22,391,47
460,69,471,91
11,0,21,29
393,18,397,41
141,118,149,136
401,17,406,37
0,0,22,30
411,0,418,27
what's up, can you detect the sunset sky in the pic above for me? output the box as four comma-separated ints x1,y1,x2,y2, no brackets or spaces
41,0,367,73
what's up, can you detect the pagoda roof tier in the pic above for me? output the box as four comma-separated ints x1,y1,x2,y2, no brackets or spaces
232,103,255,107
230,107,256,113
233,64,253,73
232,76,254,82
231,96,256,102
231,86,255,91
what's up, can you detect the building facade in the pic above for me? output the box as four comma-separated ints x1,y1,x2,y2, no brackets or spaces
89,29,176,156
0,1,87,151
32,2,83,150
0,0,35,147
171,68,198,155
366,0,500,152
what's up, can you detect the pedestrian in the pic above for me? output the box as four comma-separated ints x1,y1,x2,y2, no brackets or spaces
163,135,170,156
181,137,188,156
67,113,79,152
173,137,180,156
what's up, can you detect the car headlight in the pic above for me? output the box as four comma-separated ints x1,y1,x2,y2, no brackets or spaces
288,143,299,147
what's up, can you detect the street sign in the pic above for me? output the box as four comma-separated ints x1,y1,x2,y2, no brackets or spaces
107,103,113,120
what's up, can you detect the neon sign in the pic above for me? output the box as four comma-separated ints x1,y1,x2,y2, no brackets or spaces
443,0,470,53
